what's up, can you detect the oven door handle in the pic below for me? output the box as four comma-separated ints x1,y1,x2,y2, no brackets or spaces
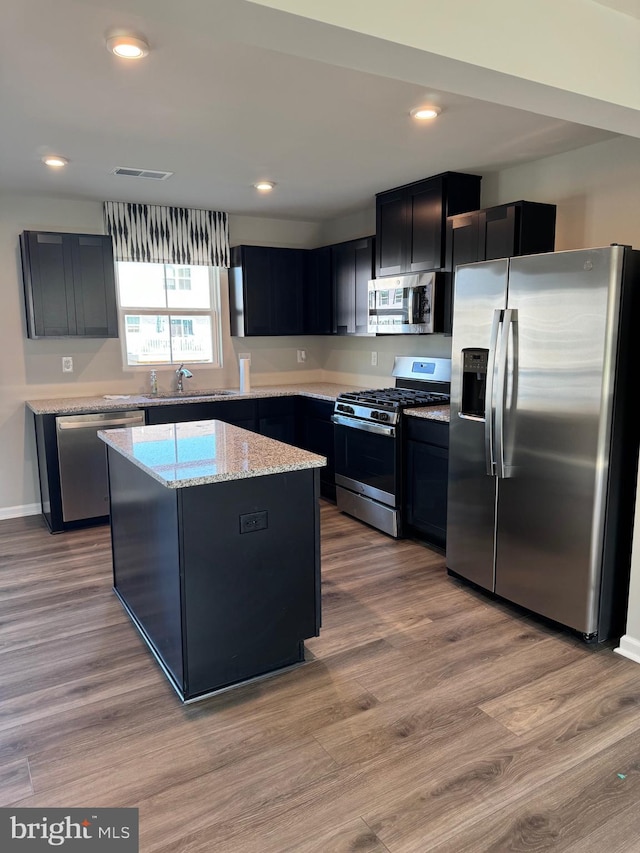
331,414,396,437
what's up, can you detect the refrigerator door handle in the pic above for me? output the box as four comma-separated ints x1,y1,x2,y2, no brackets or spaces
495,308,515,479
484,309,502,475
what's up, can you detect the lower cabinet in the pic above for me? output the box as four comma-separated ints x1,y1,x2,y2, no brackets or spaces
404,417,449,549
145,399,257,430
295,397,336,501
257,397,297,444
33,395,338,533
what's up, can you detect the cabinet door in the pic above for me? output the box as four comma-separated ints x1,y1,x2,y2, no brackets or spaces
71,235,118,337
22,232,76,337
480,205,517,260
270,248,304,335
304,246,333,334
296,398,335,500
332,241,356,334
408,177,444,272
241,246,272,336
257,397,296,443
405,439,449,547
375,187,407,276
332,237,374,336
354,237,374,335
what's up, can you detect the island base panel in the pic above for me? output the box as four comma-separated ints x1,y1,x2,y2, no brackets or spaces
108,448,321,702
180,470,320,699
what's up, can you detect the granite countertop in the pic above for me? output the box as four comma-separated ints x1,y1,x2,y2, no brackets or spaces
99,420,326,489
26,382,451,425
25,383,368,415
404,405,450,423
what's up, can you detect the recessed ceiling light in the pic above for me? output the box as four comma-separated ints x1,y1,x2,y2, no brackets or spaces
42,156,69,168
254,181,275,192
106,35,150,59
410,106,441,121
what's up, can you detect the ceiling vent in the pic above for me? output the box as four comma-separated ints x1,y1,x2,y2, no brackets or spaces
111,167,173,180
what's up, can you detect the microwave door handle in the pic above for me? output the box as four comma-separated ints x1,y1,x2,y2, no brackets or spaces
494,308,515,479
484,309,502,476
407,288,414,325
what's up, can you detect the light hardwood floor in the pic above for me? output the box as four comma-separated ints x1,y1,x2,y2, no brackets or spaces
1,503,640,852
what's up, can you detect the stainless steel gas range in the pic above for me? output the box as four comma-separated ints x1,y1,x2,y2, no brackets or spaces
332,356,451,537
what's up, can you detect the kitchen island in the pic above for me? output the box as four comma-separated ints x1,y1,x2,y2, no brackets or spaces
99,419,326,702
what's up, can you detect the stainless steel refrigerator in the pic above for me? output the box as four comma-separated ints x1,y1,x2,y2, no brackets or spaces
446,245,640,642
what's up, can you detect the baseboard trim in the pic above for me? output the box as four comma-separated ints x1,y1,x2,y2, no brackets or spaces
0,503,41,521
614,634,640,666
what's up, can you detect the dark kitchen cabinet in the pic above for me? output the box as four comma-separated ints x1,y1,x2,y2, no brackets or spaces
296,397,336,501
20,231,118,338
332,236,374,336
257,396,297,444
229,245,305,336
404,417,449,549
375,172,481,278
304,246,333,334
145,399,257,431
443,200,557,332
480,200,556,260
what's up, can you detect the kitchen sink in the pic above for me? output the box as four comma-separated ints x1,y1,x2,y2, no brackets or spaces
143,390,237,399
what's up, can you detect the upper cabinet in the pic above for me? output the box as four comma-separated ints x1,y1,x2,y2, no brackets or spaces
20,231,118,339
375,172,482,277
446,201,557,270
304,246,333,335
443,200,557,332
229,245,306,336
332,236,375,336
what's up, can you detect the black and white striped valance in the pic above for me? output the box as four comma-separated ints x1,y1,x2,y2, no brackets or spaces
103,201,229,267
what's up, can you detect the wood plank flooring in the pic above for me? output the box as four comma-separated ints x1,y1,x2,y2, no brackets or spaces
1,503,640,852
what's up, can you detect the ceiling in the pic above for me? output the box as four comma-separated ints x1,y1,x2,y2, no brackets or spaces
0,0,625,222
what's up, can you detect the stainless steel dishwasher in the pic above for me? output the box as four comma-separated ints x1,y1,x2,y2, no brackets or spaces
55,410,146,522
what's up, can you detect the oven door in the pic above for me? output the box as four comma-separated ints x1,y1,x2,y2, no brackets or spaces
332,414,397,506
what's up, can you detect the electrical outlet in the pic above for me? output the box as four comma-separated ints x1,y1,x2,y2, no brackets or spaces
297,349,307,364
61,356,73,373
371,351,378,366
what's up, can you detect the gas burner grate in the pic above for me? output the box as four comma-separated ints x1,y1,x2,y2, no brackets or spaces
337,387,449,409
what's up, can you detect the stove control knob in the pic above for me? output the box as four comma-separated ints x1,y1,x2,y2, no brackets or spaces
337,404,354,415
378,412,389,422
371,411,379,420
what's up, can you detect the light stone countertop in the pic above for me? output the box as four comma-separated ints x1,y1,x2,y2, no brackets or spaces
25,382,369,416
404,405,450,424
99,419,326,489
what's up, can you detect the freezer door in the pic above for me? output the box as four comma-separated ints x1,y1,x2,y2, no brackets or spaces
446,259,509,590
495,248,622,634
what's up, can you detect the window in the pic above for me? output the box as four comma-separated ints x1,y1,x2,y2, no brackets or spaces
115,262,222,368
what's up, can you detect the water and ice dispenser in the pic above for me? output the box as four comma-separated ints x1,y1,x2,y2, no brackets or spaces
460,349,488,418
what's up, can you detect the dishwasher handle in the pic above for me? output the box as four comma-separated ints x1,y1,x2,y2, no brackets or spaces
56,413,146,430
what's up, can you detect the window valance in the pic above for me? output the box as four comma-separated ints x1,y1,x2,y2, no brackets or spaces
103,201,229,267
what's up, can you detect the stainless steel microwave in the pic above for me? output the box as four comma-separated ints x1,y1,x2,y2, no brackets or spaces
367,272,437,334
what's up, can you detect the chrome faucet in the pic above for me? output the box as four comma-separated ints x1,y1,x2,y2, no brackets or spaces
175,363,193,392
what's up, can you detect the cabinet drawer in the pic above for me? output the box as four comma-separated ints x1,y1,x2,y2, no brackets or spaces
405,416,449,448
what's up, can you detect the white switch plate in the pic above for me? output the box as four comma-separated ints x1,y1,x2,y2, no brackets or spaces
297,349,306,364
62,356,73,373
371,351,378,366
